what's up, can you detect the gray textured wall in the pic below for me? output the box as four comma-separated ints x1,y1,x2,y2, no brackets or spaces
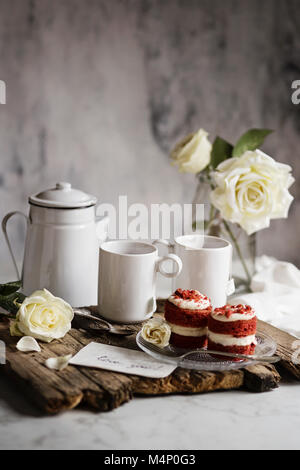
0,0,299,278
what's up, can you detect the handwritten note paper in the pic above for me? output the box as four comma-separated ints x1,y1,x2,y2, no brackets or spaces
70,342,177,378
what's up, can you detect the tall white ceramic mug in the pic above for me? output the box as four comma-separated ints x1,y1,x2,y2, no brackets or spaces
98,241,182,323
154,235,234,308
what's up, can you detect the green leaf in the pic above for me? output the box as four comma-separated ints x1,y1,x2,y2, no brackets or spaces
0,281,22,297
232,129,273,158
0,281,24,316
0,291,26,315
211,136,233,169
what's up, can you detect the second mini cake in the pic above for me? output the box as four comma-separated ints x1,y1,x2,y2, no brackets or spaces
208,304,257,360
165,289,212,348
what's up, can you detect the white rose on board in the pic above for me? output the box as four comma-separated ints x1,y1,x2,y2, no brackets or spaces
141,317,171,348
210,149,294,235
10,289,74,343
170,128,212,174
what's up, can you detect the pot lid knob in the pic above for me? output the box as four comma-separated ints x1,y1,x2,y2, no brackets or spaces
56,182,72,191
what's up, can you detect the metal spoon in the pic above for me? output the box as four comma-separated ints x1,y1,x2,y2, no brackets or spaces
73,309,136,336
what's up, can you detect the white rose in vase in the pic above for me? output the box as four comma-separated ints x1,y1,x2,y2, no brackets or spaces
210,149,295,235
170,128,212,174
10,289,74,343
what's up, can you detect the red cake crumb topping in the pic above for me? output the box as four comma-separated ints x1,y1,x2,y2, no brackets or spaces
174,289,209,302
214,304,253,319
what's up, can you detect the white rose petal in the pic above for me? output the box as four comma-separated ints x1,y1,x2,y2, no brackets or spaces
210,149,294,235
10,289,74,343
171,128,212,174
45,354,72,371
141,317,171,348
16,336,41,353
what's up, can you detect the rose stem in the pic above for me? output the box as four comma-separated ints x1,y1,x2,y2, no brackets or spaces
222,219,252,288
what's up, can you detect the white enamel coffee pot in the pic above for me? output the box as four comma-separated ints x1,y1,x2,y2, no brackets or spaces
2,182,108,307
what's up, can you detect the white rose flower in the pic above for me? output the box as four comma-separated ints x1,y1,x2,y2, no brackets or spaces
171,128,212,174
10,289,74,343
210,149,294,235
141,317,171,348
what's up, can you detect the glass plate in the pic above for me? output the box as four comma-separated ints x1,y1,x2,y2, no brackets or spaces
136,331,277,371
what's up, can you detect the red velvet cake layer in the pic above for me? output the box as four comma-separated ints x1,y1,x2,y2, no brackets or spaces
207,340,256,362
171,332,208,349
208,316,257,337
165,300,212,327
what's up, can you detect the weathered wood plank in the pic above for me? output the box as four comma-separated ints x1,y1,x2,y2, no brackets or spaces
243,364,281,393
0,310,284,415
131,368,244,395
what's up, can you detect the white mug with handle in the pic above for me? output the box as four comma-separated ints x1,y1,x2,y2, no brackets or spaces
98,240,182,323
154,235,234,308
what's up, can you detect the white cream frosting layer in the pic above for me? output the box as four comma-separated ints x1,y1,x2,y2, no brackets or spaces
208,331,257,346
168,292,210,310
211,311,256,322
168,322,207,337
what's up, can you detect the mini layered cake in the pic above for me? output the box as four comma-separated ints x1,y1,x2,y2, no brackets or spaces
165,289,212,349
208,304,257,360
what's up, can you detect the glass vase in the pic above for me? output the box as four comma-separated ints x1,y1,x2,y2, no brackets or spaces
193,176,256,293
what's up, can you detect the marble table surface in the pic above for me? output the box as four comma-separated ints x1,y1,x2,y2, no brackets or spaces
0,269,300,450
0,375,299,450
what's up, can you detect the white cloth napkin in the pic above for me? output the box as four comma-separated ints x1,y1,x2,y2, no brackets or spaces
230,256,300,339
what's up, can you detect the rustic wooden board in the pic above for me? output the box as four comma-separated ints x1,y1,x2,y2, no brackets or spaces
0,322,282,414
1,300,298,414
0,319,280,414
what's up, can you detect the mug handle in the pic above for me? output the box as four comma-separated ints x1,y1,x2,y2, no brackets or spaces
155,239,235,296
157,254,182,279
1,211,29,281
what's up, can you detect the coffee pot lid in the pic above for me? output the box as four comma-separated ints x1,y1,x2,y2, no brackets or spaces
29,182,97,209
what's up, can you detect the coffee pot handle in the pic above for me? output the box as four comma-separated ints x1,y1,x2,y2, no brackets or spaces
1,211,29,281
